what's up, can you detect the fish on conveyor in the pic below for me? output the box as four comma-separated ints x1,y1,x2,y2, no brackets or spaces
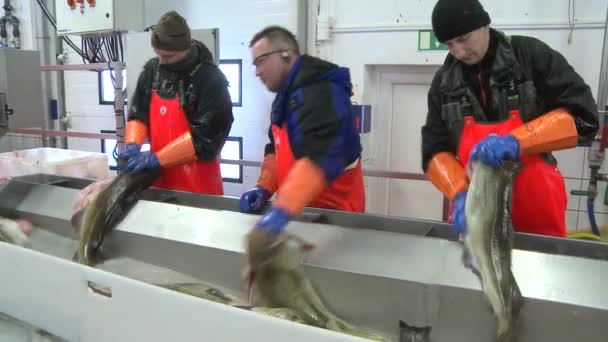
246,230,390,342
399,320,430,342
250,307,308,324
463,160,524,342
72,178,114,228
71,170,159,266
0,218,33,247
155,282,235,305
155,282,313,325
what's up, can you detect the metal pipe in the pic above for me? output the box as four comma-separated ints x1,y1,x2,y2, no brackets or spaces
6,128,432,181
597,4,608,113
40,63,112,71
111,62,125,153
10,128,116,140
34,0,54,148
50,0,67,149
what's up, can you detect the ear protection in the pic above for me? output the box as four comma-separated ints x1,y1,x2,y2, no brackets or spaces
281,50,289,60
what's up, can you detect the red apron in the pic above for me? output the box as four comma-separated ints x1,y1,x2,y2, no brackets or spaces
451,110,567,237
148,90,224,195
272,124,365,212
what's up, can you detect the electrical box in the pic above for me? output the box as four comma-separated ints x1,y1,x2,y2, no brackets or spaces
55,0,145,35
0,49,45,133
124,29,219,103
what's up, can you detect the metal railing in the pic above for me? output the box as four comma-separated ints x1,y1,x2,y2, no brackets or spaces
8,127,449,220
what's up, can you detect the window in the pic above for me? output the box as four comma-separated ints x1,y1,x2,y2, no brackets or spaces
98,69,127,105
100,131,243,185
221,136,243,183
219,59,242,107
100,130,149,170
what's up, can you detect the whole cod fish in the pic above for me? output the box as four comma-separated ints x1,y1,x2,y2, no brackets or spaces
156,282,235,305
463,160,524,342
0,218,32,247
71,170,158,266
155,282,313,325
246,230,390,342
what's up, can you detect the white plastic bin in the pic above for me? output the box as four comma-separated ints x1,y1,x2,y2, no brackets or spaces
0,147,109,179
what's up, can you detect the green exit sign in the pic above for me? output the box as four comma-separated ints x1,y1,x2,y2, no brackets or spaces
418,30,448,51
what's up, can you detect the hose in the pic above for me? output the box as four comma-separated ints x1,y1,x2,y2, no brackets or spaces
587,199,602,236
568,232,602,241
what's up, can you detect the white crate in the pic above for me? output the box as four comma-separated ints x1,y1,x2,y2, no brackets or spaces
0,148,109,180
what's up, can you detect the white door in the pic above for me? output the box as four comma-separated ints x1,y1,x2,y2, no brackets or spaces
364,65,444,220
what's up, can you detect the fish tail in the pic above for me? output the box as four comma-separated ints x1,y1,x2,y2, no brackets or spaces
496,312,513,342
327,317,390,342
511,273,525,317
79,244,97,266
497,328,514,342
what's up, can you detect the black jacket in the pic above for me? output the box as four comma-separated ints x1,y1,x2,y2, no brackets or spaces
421,29,598,172
127,40,234,161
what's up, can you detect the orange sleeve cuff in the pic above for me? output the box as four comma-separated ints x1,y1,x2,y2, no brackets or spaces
426,152,469,201
256,153,278,193
511,108,579,156
125,119,148,145
274,158,327,215
156,132,197,168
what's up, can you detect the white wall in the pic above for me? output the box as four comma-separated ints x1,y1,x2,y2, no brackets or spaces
178,0,303,196
311,0,608,231
61,0,304,197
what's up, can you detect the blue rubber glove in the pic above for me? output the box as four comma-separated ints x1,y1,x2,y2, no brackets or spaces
469,134,520,168
452,191,467,235
117,144,141,161
254,206,290,236
240,187,272,214
122,151,161,174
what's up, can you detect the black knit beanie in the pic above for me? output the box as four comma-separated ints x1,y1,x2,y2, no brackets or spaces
151,11,192,51
432,0,491,43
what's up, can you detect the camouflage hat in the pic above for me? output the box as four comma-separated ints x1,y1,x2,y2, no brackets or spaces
151,11,192,51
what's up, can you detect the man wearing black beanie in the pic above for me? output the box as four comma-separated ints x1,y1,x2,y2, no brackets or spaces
421,0,598,238
119,11,234,195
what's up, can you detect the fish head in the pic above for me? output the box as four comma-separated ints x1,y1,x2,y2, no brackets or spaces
499,160,523,180
246,230,295,271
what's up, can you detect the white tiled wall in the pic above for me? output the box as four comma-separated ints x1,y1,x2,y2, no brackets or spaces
554,147,608,232
0,134,43,153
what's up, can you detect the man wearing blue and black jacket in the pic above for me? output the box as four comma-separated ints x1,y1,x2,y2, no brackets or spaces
241,26,365,238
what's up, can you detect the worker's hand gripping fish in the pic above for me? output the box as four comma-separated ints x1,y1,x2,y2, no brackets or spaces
246,229,390,341
463,160,525,342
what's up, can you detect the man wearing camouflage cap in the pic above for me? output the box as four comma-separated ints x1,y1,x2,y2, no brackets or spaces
120,11,233,195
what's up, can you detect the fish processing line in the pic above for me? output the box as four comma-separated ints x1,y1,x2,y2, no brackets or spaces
0,173,608,342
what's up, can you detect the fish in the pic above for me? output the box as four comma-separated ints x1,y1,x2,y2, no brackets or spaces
155,282,235,305
246,229,390,341
251,307,308,324
71,170,158,266
155,282,314,325
0,218,33,247
462,160,524,342
399,320,430,342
